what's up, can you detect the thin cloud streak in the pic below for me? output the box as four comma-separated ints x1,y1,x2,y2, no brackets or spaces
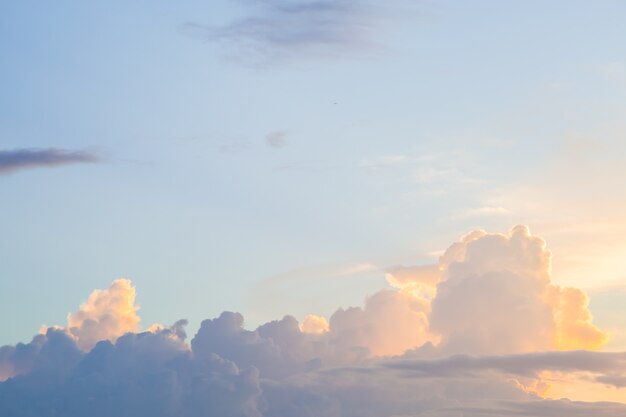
385,351,626,385
0,148,101,175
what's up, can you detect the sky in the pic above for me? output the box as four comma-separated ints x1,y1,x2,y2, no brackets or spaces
2,1,626,415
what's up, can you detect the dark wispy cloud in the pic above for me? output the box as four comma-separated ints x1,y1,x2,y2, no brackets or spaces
183,0,391,63
0,148,101,175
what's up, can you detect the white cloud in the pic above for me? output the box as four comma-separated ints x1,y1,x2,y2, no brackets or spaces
65,279,141,351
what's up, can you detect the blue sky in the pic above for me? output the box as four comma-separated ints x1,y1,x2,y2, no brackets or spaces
2,0,626,352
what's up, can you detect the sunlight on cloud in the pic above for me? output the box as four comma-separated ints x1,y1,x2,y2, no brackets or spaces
64,279,140,351
300,314,329,334
0,226,622,415
383,225,608,355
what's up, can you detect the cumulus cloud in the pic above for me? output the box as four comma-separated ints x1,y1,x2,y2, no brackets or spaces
0,148,101,175
2,313,625,417
2,280,140,381
182,0,390,63
0,326,262,417
0,334,46,382
380,226,608,357
0,226,622,415
65,279,141,351
430,225,608,354
326,289,435,356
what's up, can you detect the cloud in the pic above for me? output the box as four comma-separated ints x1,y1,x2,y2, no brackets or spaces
356,224,605,353
326,289,435,356
345,226,608,358
0,326,263,417
2,280,140,381
2,310,625,417
0,148,101,175
300,314,329,334
0,226,623,415
65,279,141,351
429,225,608,355
265,130,288,149
385,264,441,295
182,0,390,63
386,351,626,382
0,334,46,382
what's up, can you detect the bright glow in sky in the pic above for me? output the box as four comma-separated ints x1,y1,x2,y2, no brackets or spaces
2,1,626,415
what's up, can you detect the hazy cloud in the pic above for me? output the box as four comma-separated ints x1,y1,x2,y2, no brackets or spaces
183,0,389,63
0,148,101,175
265,130,288,149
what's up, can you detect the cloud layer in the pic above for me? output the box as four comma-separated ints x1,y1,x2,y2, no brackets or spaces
0,226,623,416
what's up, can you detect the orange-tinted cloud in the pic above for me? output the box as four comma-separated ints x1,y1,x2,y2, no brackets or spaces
327,289,435,356
300,314,329,334
65,279,141,351
0,265,623,415
430,225,608,354
373,226,608,356
549,286,609,350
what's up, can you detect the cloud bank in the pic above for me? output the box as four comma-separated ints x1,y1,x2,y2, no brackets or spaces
0,148,101,175
0,226,624,416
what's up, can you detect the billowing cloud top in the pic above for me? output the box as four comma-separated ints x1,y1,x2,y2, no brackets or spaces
65,279,141,351
430,225,608,354
183,0,388,63
0,226,624,416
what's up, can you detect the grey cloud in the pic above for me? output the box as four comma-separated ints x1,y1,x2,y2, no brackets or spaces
0,148,101,175
0,325,262,417
385,350,626,386
183,0,388,63
435,399,626,417
0,335,45,379
2,314,626,417
265,131,288,149
263,361,626,417
596,374,626,388
190,312,363,380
